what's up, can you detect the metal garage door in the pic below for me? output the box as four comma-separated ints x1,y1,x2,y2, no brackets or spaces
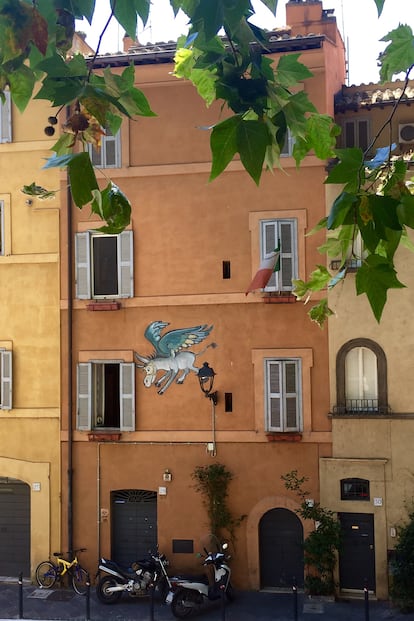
111,489,157,566
0,478,30,577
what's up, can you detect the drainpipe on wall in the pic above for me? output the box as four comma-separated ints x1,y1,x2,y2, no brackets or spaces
66,104,74,556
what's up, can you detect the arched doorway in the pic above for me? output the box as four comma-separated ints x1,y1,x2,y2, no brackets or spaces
259,507,304,588
0,478,30,577
111,489,157,565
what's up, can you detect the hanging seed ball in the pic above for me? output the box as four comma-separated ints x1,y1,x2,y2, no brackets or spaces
69,112,89,132
48,116,58,125
44,126,55,136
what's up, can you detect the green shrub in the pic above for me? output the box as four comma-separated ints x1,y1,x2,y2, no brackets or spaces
390,509,414,612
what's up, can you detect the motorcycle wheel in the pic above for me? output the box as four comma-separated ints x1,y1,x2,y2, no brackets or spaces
171,588,199,618
156,576,170,602
96,576,123,604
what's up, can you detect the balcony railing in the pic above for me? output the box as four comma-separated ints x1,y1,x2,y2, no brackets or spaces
332,399,391,416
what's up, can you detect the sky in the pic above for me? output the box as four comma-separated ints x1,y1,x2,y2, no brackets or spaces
76,0,414,86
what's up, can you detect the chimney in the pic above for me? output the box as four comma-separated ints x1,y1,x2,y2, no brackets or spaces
286,0,340,43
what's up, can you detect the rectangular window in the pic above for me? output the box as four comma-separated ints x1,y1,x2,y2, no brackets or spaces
265,359,301,432
281,129,294,156
75,230,134,299
260,219,297,291
77,361,135,431
0,349,12,410
88,128,121,168
0,91,12,143
342,119,369,152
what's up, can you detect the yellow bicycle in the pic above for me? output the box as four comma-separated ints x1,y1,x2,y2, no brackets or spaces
35,548,89,595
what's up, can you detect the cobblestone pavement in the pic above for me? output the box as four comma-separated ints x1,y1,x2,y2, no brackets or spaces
0,581,414,621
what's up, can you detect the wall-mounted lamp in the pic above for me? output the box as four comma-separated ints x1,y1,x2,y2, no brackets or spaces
163,469,172,482
197,362,218,405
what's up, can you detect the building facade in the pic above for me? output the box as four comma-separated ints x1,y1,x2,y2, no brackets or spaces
323,80,414,598
58,0,346,590
0,93,61,576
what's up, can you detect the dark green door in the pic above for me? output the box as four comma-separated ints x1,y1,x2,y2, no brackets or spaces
259,507,304,588
111,489,157,565
0,478,30,577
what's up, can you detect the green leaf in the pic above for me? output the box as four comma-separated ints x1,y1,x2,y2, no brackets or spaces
21,182,56,200
327,192,358,230
67,152,99,208
380,24,414,82
112,0,151,38
355,255,405,322
325,148,365,193
8,63,35,112
192,0,224,41
256,0,278,14
210,115,241,181
236,119,271,185
303,114,336,160
397,193,414,228
91,182,131,234
372,0,385,16
274,54,313,88
308,299,334,328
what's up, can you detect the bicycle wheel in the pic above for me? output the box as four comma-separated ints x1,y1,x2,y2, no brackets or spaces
36,561,58,589
71,566,89,595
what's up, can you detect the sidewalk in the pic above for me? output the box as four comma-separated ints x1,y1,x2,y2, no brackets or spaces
0,580,414,620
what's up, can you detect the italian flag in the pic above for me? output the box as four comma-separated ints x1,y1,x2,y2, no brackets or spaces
245,247,281,295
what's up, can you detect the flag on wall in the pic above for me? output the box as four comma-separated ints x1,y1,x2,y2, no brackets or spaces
245,246,281,295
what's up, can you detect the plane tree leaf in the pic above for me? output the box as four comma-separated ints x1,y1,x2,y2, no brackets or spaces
380,24,414,82
355,255,406,322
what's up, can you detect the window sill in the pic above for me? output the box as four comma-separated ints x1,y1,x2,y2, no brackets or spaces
86,302,122,311
88,432,121,442
266,433,302,442
263,294,296,304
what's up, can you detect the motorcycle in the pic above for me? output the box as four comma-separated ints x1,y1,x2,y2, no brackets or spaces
96,550,173,604
170,542,235,618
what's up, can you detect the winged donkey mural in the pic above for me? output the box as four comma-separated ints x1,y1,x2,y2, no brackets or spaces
135,321,216,395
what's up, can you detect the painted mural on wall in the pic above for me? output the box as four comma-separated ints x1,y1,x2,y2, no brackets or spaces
135,321,216,395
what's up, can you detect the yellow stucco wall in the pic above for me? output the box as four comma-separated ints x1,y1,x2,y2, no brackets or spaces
0,95,61,577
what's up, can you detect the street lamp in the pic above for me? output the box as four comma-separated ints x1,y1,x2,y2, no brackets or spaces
197,362,218,405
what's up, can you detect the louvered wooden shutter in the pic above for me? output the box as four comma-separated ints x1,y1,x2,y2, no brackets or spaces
75,232,91,299
0,91,12,143
77,363,92,430
262,221,278,291
120,363,135,431
279,221,296,291
1,350,12,409
118,231,134,298
267,360,282,430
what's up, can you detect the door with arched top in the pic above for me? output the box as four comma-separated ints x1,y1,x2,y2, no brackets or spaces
259,507,304,588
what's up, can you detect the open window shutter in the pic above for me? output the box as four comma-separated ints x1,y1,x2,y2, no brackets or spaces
75,233,91,299
279,221,296,290
262,221,278,291
77,363,92,430
118,231,134,298
267,360,282,431
284,361,299,431
1,350,12,409
120,363,135,431
0,91,12,143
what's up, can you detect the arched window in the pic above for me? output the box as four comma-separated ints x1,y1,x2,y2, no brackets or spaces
335,339,388,414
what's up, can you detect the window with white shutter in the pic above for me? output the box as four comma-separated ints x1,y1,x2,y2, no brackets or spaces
75,230,133,299
0,349,12,410
76,361,135,431
0,91,12,143
88,128,121,168
260,219,297,291
265,358,301,432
